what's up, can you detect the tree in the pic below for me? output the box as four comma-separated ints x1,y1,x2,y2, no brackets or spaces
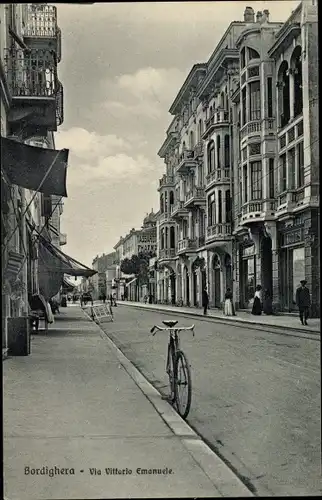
120,250,156,295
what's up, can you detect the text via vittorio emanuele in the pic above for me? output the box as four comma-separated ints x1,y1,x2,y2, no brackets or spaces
24,466,174,477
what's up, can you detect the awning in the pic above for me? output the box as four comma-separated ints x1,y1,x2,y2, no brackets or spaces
126,277,137,287
1,137,69,197
62,275,76,291
38,234,97,300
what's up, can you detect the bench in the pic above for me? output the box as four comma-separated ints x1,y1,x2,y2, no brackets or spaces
90,304,114,324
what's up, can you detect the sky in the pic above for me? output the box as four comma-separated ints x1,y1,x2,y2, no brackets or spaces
54,0,300,268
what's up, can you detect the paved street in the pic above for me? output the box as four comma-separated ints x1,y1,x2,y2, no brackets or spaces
100,304,322,497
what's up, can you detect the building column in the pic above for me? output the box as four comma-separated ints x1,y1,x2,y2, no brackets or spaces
264,222,279,311
188,267,193,306
222,188,226,223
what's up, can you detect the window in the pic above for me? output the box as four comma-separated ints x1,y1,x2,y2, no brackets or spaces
241,47,246,69
250,161,262,200
248,47,260,60
218,190,222,223
169,190,174,205
198,119,203,141
280,154,287,192
293,48,303,117
297,142,304,187
243,165,248,203
216,135,221,169
288,148,296,190
224,135,230,167
225,190,232,223
242,87,247,125
189,130,194,149
269,158,275,198
207,141,215,173
208,193,215,226
267,77,273,118
249,81,261,121
160,194,164,213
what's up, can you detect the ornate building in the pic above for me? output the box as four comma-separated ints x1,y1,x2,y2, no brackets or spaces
156,1,319,315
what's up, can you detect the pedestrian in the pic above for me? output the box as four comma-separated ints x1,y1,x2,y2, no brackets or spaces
202,287,209,315
144,295,148,304
263,289,273,315
102,292,106,304
296,280,310,325
223,288,234,316
113,293,117,307
251,285,262,315
148,293,153,304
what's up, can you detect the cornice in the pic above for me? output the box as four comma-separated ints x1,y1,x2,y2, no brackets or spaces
168,63,207,116
268,24,301,59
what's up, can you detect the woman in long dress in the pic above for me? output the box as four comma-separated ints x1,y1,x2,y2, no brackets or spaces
252,285,262,315
223,288,234,316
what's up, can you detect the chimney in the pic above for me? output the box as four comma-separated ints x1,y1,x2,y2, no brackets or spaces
256,11,263,22
244,6,255,22
263,9,269,22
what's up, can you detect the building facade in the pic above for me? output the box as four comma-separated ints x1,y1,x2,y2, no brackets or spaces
1,3,66,353
156,1,319,315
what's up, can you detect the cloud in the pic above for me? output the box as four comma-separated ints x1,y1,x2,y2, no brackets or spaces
55,127,129,161
102,67,186,120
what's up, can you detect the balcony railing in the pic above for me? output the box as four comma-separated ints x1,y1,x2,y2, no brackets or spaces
184,187,205,205
206,168,230,186
4,48,58,97
241,201,263,215
292,188,305,203
159,248,176,260
203,110,229,138
159,211,172,223
206,223,232,239
24,5,58,37
159,174,175,188
240,120,261,140
177,238,198,253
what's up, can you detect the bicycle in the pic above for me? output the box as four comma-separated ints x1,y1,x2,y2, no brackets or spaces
150,320,194,419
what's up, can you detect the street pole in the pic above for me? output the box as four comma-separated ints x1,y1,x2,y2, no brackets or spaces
20,187,29,316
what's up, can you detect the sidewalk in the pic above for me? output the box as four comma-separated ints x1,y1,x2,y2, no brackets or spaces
3,306,252,499
116,301,321,335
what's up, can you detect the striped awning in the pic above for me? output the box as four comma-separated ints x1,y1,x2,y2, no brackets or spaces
126,277,137,287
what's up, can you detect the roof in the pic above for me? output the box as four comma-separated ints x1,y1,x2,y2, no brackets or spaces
168,63,207,115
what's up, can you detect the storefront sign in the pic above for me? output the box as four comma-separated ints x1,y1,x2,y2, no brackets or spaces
282,228,304,247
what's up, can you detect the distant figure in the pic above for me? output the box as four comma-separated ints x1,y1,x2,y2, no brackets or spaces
223,288,234,316
296,280,310,325
202,288,209,315
102,293,106,304
251,285,262,315
149,293,153,304
113,293,117,307
144,295,148,304
263,289,273,315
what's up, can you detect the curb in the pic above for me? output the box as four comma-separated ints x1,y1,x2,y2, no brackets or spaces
116,302,321,340
80,309,254,497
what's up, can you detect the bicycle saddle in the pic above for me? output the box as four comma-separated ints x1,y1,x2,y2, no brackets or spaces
162,320,178,327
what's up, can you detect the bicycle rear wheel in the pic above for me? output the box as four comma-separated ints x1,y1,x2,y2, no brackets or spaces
174,350,192,419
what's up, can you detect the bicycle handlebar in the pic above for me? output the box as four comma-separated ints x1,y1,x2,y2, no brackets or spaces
150,325,195,336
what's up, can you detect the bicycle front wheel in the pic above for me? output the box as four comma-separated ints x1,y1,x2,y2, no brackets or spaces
174,350,192,419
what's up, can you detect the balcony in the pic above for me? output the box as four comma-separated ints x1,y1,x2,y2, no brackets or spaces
239,201,263,225
184,187,206,208
202,110,229,139
276,188,306,218
205,168,230,189
240,120,261,141
23,5,61,62
59,232,67,246
159,211,173,224
158,174,175,190
171,201,189,220
4,48,63,131
159,248,176,260
206,223,232,241
177,238,198,254
175,150,197,175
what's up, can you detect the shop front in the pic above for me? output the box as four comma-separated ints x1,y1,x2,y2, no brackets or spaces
239,242,256,309
279,224,305,312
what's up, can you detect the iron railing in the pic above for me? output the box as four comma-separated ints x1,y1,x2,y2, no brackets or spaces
206,223,232,238
4,48,57,97
24,5,58,38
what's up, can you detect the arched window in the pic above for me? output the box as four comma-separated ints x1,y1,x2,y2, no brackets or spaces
182,141,186,152
198,119,203,141
213,254,220,269
169,190,174,206
248,47,260,60
220,91,225,109
209,106,213,118
216,135,221,169
277,61,290,128
208,193,215,226
224,135,230,167
225,190,232,223
291,46,303,118
207,140,215,174
170,226,175,248
189,130,194,149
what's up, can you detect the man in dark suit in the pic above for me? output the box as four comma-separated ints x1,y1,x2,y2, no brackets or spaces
295,280,311,325
202,288,209,315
